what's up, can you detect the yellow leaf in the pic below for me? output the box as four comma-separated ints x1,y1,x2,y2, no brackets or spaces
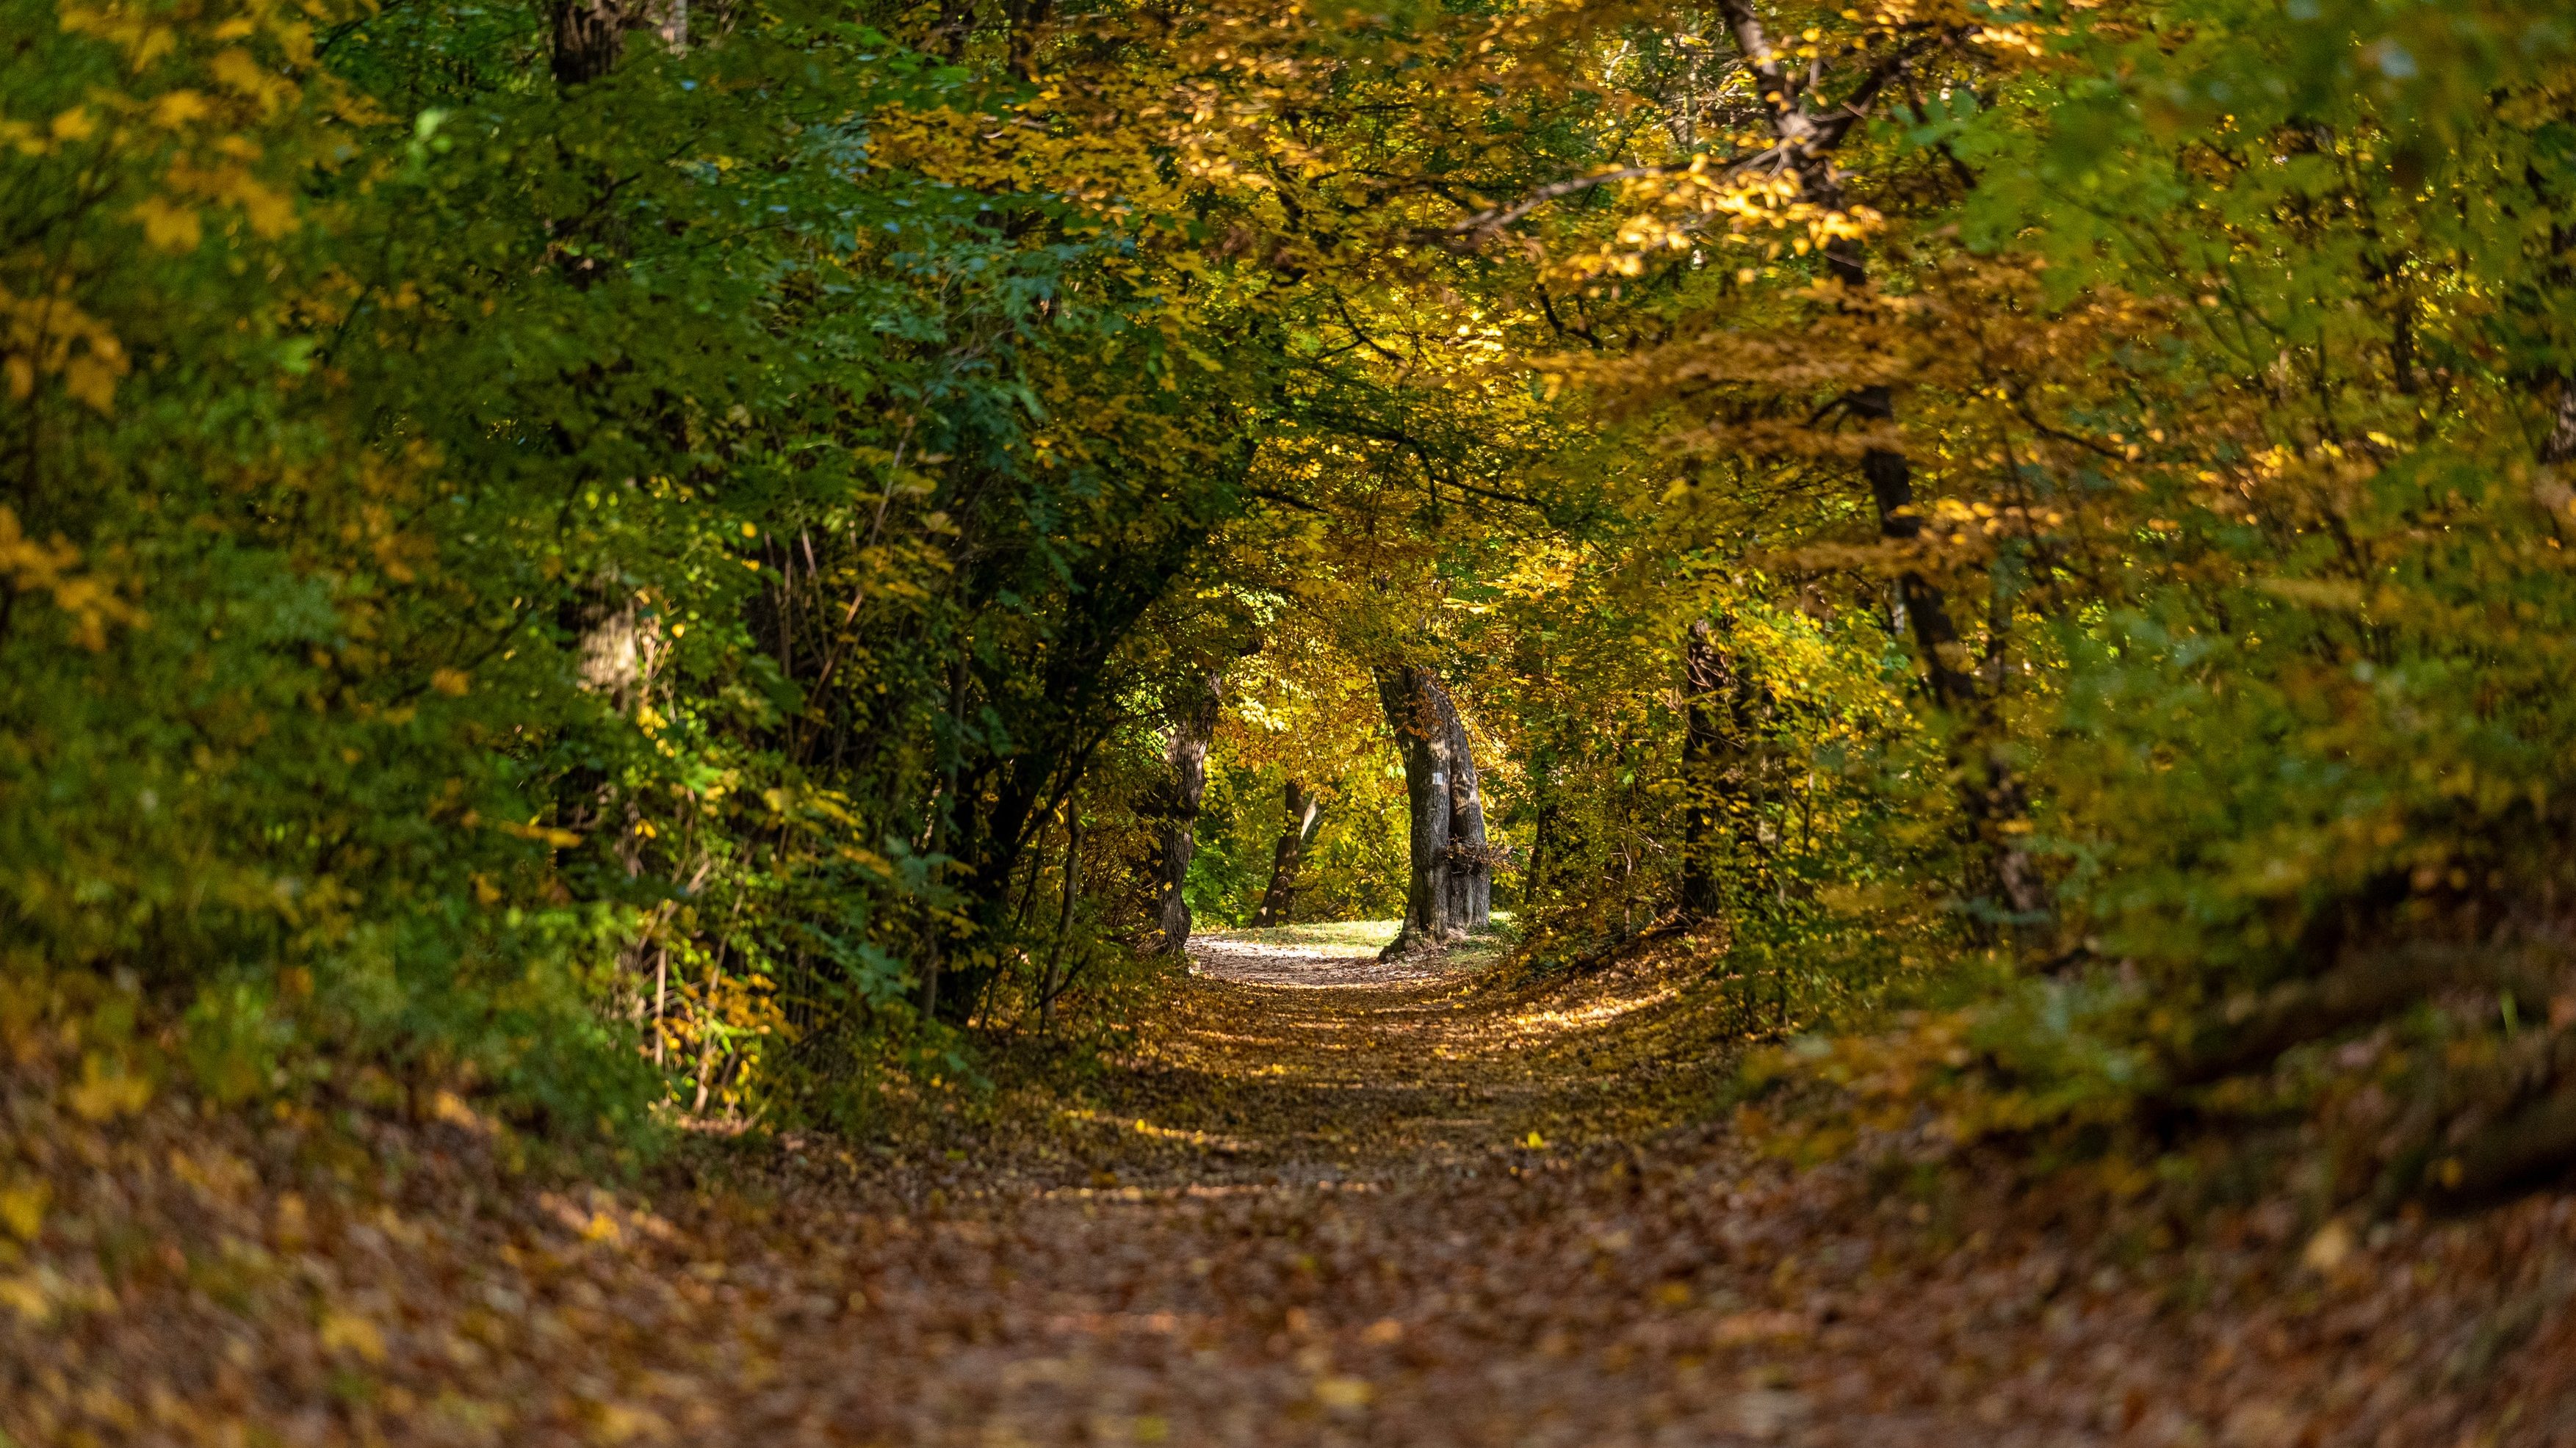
318,1310,387,1364
209,48,277,105
430,1090,492,1133
132,195,202,252
61,355,120,413
430,667,471,696
498,819,582,847
0,1273,49,1322
65,1054,151,1121
1313,1377,1372,1410
588,1402,670,1444
49,107,95,143
237,178,296,239
0,1181,48,1242
2301,1218,2354,1273
148,90,209,128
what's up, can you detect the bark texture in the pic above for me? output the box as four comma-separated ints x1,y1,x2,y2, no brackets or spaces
1150,673,1222,956
1252,780,1322,927
1378,666,1490,954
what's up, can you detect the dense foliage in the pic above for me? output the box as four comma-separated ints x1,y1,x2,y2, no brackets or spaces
7,0,2576,1214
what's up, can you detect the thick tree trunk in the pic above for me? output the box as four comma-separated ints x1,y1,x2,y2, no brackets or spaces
1378,665,1490,954
1381,666,1452,948
1252,779,1321,927
1150,672,1221,956
1446,717,1491,930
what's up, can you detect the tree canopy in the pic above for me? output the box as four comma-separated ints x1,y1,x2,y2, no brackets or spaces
7,0,2576,1214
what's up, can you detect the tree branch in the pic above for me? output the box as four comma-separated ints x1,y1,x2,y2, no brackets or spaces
1441,153,1769,248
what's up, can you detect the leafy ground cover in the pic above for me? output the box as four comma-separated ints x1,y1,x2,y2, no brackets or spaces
10,935,2576,1447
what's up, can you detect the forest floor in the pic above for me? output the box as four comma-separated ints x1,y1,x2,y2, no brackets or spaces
14,925,2576,1446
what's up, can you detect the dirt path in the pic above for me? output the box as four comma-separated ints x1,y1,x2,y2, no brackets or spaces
671,930,2576,1448
1093,924,1697,1179
747,923,1795,1446
19,926,2576,1447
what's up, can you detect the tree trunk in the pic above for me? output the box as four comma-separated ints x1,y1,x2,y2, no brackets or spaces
1445,703,1491,930
550,0,629,84
1679,619,1741,919
1855,382,2045,921
1852,386,1983,711
1002,0,1053,79
1711,0,2045,926
2545,376,2576,466
918,659,969,1021
1525,767,1562,918
932,0,975,62
2541,221,2576,467
1252,779,1321,927
550,0,688,84
1039,812,1081,1029
1378,665,1490,954
1680,615,1781,921
1151,672,1222,956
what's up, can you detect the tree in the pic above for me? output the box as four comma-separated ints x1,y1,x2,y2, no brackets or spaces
1378,665,1492,955
1148,673,1223,955
1252,780,1324,927
1679,618,1765,921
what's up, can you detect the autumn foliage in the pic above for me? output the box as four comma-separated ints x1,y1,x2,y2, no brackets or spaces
8,0,2576,1436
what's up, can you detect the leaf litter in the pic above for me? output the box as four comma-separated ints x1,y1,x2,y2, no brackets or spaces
8,928,2576,1447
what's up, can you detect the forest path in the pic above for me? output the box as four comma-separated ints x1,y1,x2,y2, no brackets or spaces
697,928,2561,1448
714,922,1816,1447
1070,922,1718,1184
28,924,2562,1448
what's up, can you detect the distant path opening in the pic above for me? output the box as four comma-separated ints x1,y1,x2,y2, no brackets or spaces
1186,922,1487,989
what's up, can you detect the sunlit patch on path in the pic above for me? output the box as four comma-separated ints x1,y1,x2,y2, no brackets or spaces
1186,923,1488,988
